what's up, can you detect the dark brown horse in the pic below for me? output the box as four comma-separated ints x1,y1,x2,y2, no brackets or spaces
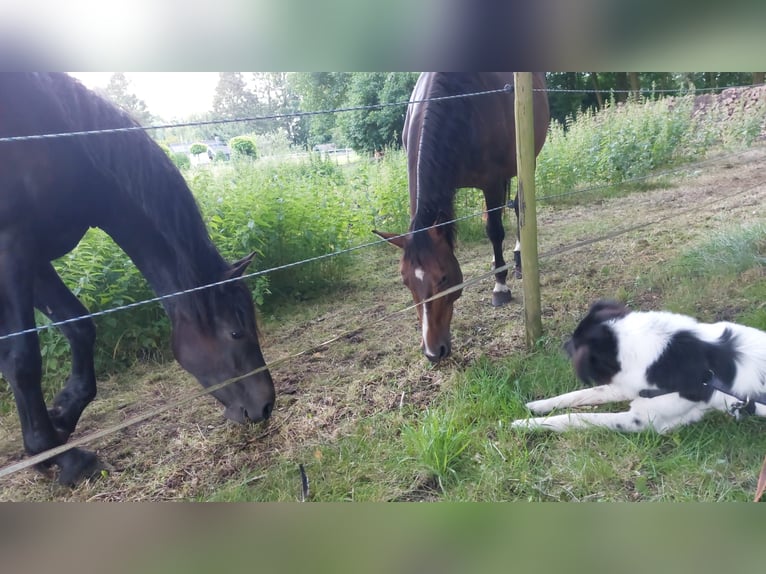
375,73,549,362
0,73,275,485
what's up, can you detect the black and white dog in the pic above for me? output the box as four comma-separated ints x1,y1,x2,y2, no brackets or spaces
511,300,766,433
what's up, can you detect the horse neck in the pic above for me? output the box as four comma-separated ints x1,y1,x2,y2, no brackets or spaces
99,177,227,317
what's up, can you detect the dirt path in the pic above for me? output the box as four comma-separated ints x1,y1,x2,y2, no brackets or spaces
2,145,765,500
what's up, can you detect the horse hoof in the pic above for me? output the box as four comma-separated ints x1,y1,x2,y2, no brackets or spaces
514,267,522,280
56,448,107,487
492,290,512,307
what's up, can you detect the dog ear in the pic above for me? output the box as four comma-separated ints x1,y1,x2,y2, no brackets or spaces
588,299,629,323
571,323,621,385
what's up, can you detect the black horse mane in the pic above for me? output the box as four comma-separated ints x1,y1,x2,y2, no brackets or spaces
409,73,492,249
28,73,238,327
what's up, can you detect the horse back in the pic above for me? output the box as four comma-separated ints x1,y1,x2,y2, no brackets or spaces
403,72,549,202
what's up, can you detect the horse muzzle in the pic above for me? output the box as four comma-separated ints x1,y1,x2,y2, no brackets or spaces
223,400,274,424
423,340,451,363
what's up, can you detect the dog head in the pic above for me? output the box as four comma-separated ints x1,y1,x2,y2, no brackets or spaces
563,300,629,386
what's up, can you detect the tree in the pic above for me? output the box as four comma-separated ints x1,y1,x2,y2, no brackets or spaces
211,73,258,139
251,73,306,145
545,72,600,124
102,73,155,126
289,73,352,148
336,72,418,154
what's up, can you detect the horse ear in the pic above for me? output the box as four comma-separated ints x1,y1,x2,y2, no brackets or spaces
226,252,256,279
428,211,451,239
373,230,407,250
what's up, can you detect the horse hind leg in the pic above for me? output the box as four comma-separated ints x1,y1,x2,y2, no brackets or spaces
510,194,522,279
33,263,97,444
485,184,512,307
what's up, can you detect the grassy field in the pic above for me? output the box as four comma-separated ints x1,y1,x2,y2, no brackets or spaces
2,143,765,501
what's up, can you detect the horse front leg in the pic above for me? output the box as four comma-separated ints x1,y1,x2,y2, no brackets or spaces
34,263,97,444
485,186,512,307
0,250,101,486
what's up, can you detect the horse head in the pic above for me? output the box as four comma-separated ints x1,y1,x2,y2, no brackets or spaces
374,223,463,362
171,253,276,423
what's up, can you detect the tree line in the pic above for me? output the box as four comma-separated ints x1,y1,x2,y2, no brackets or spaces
101,72,764,156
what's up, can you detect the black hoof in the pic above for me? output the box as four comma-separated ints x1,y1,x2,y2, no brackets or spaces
514,267,522,280
492,290,513,307
56,448,107,487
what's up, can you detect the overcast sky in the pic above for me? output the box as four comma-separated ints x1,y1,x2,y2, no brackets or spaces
69,72,221,119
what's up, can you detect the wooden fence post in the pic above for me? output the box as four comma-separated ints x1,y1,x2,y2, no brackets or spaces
514,72,542,349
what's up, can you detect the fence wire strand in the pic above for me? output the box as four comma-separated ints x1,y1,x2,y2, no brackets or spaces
0,143,759,344
1,79,760,144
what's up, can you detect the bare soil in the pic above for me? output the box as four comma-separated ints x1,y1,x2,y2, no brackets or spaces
1,145,765,501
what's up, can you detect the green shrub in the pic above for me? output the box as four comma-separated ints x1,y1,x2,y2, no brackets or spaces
536,96,698,197
351,148,410,234
170,152,191,170
189,142,208,155
535,91,766,202
193,155,361,301
229,135,258,159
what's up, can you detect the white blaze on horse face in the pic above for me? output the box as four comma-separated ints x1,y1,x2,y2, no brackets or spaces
421,303,437,357
414,267,425,282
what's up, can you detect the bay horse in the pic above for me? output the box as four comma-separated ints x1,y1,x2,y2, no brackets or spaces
0,73,275,485
375,73,549,362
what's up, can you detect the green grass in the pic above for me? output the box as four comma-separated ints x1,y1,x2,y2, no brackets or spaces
402,408,472,491
207,216,766,502
638,223,766,318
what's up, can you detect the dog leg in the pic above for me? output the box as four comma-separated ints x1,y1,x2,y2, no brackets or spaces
511,411,652,432
513,394,710,433
526,385,635,415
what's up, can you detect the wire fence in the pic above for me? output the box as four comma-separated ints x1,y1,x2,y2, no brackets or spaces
1,168,763,479
0,141,755,345
1,74,765,480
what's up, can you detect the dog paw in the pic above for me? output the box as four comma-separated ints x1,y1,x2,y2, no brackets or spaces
510,418,532,429
525,399,555,415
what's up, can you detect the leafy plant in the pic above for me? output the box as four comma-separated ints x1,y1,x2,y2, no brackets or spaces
402,408,472,489
170,152,190,170
189,142,208,155
229,135,258,159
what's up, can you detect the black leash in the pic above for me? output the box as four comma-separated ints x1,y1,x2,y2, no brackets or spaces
638,370,766,420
